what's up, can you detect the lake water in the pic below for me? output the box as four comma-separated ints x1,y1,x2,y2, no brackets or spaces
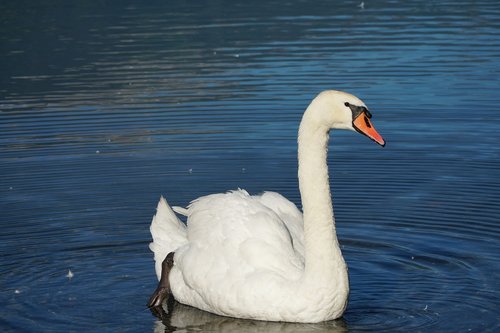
1,0,499,332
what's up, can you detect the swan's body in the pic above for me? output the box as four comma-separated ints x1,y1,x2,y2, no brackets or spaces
149,90,385,323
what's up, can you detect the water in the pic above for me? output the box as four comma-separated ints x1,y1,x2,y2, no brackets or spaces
1,0,499,332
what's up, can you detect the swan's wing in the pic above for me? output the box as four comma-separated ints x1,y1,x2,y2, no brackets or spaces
254,191,304,258
171,189,304,310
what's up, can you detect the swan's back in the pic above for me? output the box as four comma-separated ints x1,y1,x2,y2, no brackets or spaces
167,189,306,317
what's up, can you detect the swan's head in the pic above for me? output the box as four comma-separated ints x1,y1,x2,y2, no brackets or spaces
305,90,385,146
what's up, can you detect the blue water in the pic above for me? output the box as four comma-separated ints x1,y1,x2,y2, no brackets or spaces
1,1,499,332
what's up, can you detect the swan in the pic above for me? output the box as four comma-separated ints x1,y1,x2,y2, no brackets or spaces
147,90,385,323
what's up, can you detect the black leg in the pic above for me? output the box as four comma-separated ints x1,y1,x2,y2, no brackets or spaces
147,252,175,318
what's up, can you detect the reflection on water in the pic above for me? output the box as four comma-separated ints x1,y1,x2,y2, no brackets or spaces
153,302,348,333
1,0,500,332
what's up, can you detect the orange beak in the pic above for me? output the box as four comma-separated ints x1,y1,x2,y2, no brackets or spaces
353,112,386,147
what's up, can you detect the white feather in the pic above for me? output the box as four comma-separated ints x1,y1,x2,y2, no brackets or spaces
149,197,187,280
172,206,188,216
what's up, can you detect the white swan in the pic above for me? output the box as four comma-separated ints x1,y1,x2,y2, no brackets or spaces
147,90,385,323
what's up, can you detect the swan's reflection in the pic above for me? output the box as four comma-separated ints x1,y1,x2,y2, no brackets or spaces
152,301,348,333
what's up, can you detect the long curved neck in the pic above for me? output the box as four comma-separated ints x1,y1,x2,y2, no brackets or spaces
297,112,347,282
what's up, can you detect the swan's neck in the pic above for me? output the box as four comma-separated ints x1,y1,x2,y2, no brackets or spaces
298,114,348,287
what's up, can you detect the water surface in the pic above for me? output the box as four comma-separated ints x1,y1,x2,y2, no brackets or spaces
1,1,500,332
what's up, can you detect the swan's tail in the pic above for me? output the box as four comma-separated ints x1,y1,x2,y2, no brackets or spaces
149,197,188,280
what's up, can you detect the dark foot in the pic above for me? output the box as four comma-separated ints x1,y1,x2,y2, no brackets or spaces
148,285,170,308
149,296,175,321
147,252,175,318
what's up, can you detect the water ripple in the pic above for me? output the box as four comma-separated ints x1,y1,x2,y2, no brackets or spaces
1,0,500,332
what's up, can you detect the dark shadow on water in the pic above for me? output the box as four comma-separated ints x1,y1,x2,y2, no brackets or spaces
151,301,348,333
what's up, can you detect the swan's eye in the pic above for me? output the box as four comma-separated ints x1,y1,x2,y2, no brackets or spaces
344,102,350,107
